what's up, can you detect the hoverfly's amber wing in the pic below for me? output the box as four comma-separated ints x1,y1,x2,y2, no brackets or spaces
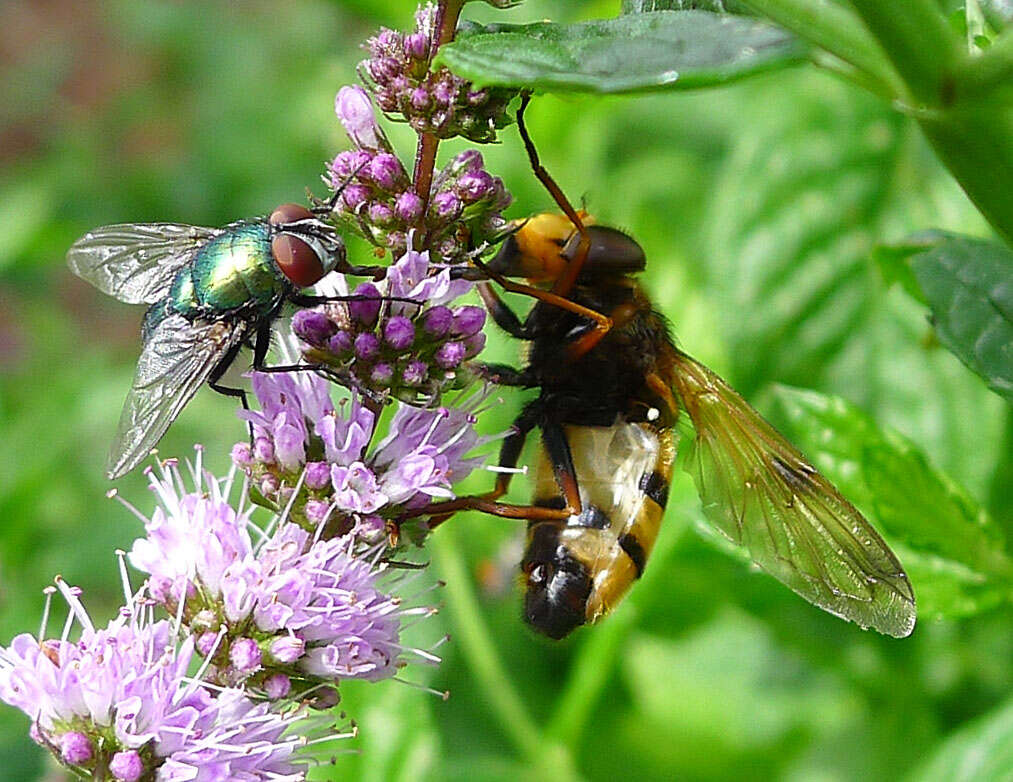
669,351,916,638
107,314,249,479
68,223,219,304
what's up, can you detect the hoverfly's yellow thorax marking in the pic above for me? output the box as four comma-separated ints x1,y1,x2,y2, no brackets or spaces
532,420,677,625
513,211,594,284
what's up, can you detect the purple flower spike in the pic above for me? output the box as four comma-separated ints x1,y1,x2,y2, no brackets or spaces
264,674,292,700
110,750,144,782
348,282,383,325
435,341,466,369
404,32,429,60
231,441,252,467
453,305,486,337
335,85,386,149
292,309,337,347
304,499,331,525
331,462,388,514
254,437,275,464
230,638,262,673
60,731,93,765
354,332,381,361
395,191,424,223
383,315,415,349
196,631,219,657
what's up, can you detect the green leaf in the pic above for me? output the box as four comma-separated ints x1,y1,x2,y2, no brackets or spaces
702,71,1002,493
911,235,1013,404
621,0,752,13
437,12,806,94
772,385,1013,620
911,696,1013,781
871,230,955,306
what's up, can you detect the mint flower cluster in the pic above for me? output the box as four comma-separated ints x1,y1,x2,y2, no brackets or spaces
361,4,514,142
294,249,487,404
0,584,312,780
330,85,512,263
3,1,521,777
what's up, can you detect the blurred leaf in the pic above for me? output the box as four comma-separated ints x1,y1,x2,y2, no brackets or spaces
910,235,1013,404
437,12,805,94
773,386,1013,620
911,696,1013,781
703,72,1003,494
981,0,1013,27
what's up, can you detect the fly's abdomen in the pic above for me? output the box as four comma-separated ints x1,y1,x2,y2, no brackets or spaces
527,420,677,629
191,221,282,313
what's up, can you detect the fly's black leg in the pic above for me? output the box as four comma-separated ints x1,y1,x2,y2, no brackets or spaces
288,293,423,308
207,340,249,411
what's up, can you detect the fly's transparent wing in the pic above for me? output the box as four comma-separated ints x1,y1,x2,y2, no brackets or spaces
67,223,220,304
107,314,249,479
670,350,916,638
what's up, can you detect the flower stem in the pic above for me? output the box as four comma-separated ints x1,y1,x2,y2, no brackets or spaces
412,0,466,247
431,524,578,779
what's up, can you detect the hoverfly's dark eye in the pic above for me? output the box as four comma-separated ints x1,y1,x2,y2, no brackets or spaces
269,203,314,225
272,234,326,287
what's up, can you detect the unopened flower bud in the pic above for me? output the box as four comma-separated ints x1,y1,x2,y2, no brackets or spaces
404,32,429,60
304,498,331,524
431,191,462,220
354,332,381,360
411,87,431,111
383,315,415,349
269,635,306,664
402,360,428,386
368,202,395,226
423,306,453,337
60,731,93,765
305,461,331,490
371,362,394,385
230,638,262,673
348,283,382,325
253,437,275,464
328,330,354,356
231,442,253,467
394,191,424,223
464,332,487,358
341,183,372,210
110,750,144,782
435,341,466,369
369,153,404,190
292,309,337,346
196,631,220,657
457,170,495,203
264,673,292,700
452,305,485,337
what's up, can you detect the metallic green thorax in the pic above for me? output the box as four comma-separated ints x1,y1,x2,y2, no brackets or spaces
143,220,286,338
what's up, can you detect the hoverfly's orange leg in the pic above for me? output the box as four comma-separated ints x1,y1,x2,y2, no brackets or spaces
566,300,641,362
472,257,612,338
516,93,591,299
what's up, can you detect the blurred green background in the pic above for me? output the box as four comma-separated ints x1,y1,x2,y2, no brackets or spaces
2,1,1012,780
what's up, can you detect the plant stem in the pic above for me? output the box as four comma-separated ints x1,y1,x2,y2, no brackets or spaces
739,0,905,98
847,0,962,106
412,0,466,247
429,524,544,762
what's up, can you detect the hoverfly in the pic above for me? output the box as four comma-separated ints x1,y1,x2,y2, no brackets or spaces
68,202,389,480
424,96,916,640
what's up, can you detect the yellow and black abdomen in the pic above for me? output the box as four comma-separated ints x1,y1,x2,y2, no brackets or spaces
522,419,677,638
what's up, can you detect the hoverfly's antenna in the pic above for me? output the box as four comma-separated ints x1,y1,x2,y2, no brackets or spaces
516,93,591,298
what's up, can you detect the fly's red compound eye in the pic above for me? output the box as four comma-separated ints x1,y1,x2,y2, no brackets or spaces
272,234,325,287
269,203,314,225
